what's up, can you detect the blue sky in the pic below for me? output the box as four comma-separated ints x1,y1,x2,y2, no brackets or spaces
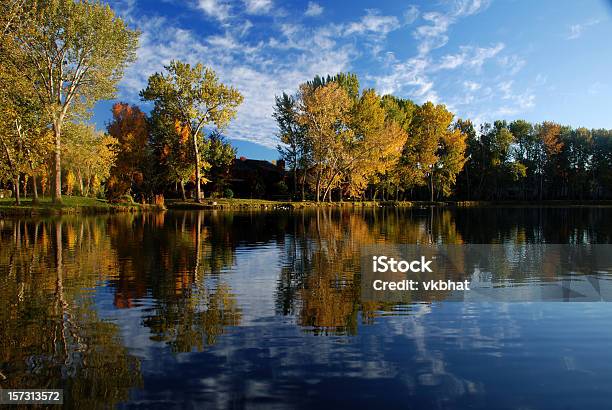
94,0,612,160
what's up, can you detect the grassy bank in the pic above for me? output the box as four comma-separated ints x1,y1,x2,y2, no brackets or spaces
0,196,163,216
3,197,610,216
166,199,442,210
166,198,612,210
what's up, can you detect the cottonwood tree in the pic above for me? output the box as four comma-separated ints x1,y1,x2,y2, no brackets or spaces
63,123,118,197
297,82,353,202
405,102,467,201
342,90,407,200
5,0,139,203
275,92,309,200
141,61,243,202
0,49,51,205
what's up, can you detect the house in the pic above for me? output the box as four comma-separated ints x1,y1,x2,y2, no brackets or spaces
229,157,286,198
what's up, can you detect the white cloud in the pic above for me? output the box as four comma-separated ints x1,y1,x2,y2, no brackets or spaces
438,43,504,70
414,12,452,55
373,57,439,103
243,0,272,15
452,0,490,17
197,0,231,21
110,0,534,151
304,2,323,17
498,80,535,109
497,54,526,75
463,81,481,91
345,9,401,36
567,19,600,40
588,82,605,95
404,5,419,24
116,8,357,148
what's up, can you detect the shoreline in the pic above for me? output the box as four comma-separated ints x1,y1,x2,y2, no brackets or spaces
164,198,612,210
3,197,612,216
0,196,163,217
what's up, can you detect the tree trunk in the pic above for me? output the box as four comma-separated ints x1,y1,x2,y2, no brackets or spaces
430,171,434,202
301,171,306,201
13,175,20,206
193,133,202,203
85,177,91,197
315,168,321,202
293,164,297,200
32,173,39,204
180,180,187,201
52,122,62,203
22,175,28,198
77,169,84,196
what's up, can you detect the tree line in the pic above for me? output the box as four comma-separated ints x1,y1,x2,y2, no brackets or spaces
0,1,242,204
276,73,612,201
1,1,611,205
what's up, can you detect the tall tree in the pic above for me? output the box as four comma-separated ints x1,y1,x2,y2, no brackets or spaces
106,103,150,200
536,121,563,199
63,122,117,197
0,41,50,205
141,61,243,202
297,82,353,202
204,131,236,197
275,92,309,200
148,109,198,200
5,0,139,203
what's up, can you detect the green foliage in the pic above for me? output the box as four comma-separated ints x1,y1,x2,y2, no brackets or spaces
223,188,234,199
141,61,243,201
2,0,139,202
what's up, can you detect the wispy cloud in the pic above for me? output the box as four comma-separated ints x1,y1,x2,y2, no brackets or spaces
344,9,401,36
197,0,231,21
403,5,419,25
109,0,536,150
437,43,504,70
567,18,600,39
304,2,323,17
243,0,273,15
463,81,481,91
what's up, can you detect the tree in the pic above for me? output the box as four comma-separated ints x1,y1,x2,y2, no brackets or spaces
343,90,407,200
275,92,309,200
297,82,353,202
403,102,461,201
149,109,196,200
106,103,150,200
454,119,477,199
0,45,50,205
63,122,117,197
203,131,236,197
6,0,139,203
141,61,243,202
434,127,467,198
535,121,563,199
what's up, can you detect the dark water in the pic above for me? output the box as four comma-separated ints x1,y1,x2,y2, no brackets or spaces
1,207,612,409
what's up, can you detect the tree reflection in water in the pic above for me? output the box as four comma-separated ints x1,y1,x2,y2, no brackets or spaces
0,218,142,408
1,206,611,407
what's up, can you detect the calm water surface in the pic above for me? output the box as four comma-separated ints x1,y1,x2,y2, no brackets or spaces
1,207,612,409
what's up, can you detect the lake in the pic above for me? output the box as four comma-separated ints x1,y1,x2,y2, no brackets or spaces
1,207,612,409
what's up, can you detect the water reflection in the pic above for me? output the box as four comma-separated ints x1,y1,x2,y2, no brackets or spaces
1,207,611,408
0,218,142,408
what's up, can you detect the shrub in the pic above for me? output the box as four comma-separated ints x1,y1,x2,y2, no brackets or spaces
274,181,288,196
154,194,165,208
120,194,135,204
223,188,234,199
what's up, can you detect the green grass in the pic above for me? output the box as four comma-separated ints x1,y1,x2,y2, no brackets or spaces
165,198,419,210
0,195,161,216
